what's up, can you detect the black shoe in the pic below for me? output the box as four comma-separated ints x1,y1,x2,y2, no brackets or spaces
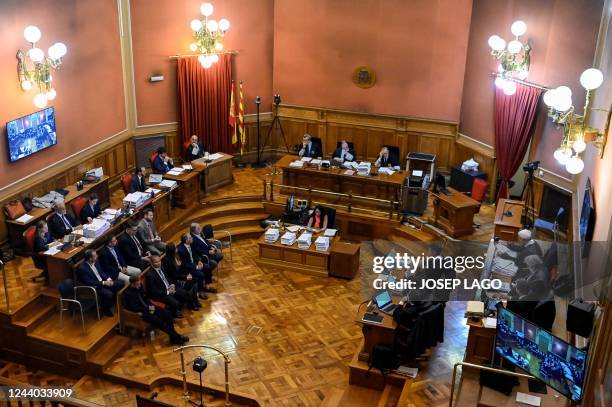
198,292,209,300
174,312,184,319
180,335,190,342
170,336,186,345
102,309,114,317
203,287,218,293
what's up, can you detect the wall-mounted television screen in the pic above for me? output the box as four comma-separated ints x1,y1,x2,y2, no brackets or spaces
496,304,587,402
6,107,57,162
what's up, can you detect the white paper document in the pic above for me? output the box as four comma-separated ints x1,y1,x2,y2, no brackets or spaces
396,366,418,378
182,165,193,170
323,229,337,237
286,225,301,233
301,157,312,162
483,317,497,329
516,392,541,406
15,213,34,223
289,160,305,168
208,153,223,160
148,174,163,184
344,170,355,176
378,167,395,175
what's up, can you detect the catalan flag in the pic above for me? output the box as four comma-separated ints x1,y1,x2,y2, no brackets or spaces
229,81,237,145
238,81,246,156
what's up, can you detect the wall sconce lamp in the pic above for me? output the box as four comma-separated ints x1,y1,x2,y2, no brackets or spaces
488,20,531,95
16,25,67,108
545,68,609,174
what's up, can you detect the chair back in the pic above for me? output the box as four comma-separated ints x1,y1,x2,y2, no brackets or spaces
322,206,336,229
149,152,159,167
311,136,323,157
471,178,488,203
58,278,75,299
336,141,354,150
70,196,87,220
384,145,400,161
121,173,133,194
203,224,214,239
23,226,36,252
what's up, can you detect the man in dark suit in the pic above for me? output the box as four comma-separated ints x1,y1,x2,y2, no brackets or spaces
99,235,142,285
80,192,101,224
185,135,207,162
77,249,124,317
123,275,189,345
298,134,321,158
130,167,147,193
146,255,194,317
374,146,400,168
152,147,174,174
48,201,79,239
177,233,213,296
190,223,223,268
118,221,151,270
331,140,355,162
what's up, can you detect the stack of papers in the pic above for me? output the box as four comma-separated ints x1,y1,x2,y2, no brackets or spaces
83,218,110,239
379,167,395,175
159,179,178,190
149,174,163,184
464,301,485,319
357,162,371,176
286,225,301,233
483,317,497,329
297,232,312,249
208,153,223,160
145,187,161,196
44,244,61,256
491,257,518,276
301,157,312,162
100,209,119,222
264,228,279,243
323,229,337,237
281,232,297,246
396,366,418,378
182,164,193,170
289,160,305,168
15,213,34,223
310,159,322,166
315,236,330,251
123,192,149,208
166,168,185,176
344,169,355,176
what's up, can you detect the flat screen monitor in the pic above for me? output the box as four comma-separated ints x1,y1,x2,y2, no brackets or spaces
495,304,587,402
6,107,57,162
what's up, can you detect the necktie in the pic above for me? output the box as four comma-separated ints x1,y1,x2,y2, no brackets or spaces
131,235,143,255
61,214,72,229
109,247,121,269
156,268,170,289
147,222,155,239
186,245,194,263
90,263,102,282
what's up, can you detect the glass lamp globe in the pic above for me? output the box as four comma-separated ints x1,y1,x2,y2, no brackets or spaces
200,3,214,17
46,88,56,101
565,155,584,174
24,25,42,43
554,147,570,164
494,77,506,88
488,35,506,52
207,20,218,32
553,96,572,112
202,57,213,69
503,80,517,95
214,42,224,51
54,42,67,58
579,68,604,90
572,139,587,153
543,89,557,107
28,47,45,63
198,55,206,64
191,19,203,32
507,40,523,54
517,69,529,80
33,93,48,108
210,54,219,63
555,86,572,99
511,20,527,37
21,80,32,91
219,19,230,31
190,43,198,52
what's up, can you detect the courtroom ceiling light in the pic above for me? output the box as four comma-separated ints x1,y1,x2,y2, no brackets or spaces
17,25,67,108
189,2,230,68
488,20,531,95
545,68,609,174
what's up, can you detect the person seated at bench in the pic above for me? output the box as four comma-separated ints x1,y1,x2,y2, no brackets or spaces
32,220,53,283
190,223,223,268
164,242,203,305
48,201,79,240
118,221,151,270
177,234,215,298
123,275,189,346
152,146,174,174
298,134,321,158
185,134,207,162
374,146,399,169
131,166,147,193
138,208,166,255
80,192,101,224
306,205,328,230
99,235,142,285
331,140,355,162
77,249,125,317
146,254,196,318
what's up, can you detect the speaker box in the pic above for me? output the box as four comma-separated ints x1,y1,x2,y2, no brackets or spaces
566,299,595,337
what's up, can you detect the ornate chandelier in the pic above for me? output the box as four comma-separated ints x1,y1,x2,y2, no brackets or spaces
16,25,67,108
189,2,230,69
488,20,531,95
545,68,608,175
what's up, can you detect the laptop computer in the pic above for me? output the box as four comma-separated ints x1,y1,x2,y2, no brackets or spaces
374,291,399,315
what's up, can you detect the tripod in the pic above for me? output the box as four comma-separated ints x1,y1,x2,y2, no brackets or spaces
262,103,290,158
521,169,536,229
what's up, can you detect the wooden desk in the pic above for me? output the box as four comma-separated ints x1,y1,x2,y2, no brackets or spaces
464,318,496,365
429,187,480,238
6,176,110,253
45,191,171,288
356,304,397,362
162,170,200,209
494,199,524,241
329,242,360,279
276,155,406,206
191,153,234,193
256,228,344,277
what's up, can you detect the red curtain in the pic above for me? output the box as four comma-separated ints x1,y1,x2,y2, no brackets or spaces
494,83,542,201
177,54,232,154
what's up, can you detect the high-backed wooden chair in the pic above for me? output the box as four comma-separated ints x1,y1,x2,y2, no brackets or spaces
121,173,133,194
70,196,87,221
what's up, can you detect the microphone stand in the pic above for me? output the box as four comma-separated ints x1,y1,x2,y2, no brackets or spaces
252,96,265,168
